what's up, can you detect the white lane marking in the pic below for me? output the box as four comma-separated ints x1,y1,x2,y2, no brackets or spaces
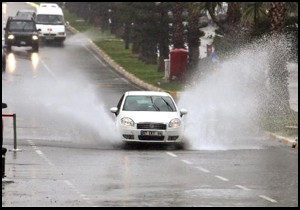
259,195,278,203
195,166,210,173
181,159,193,165
166,152,177,157
235,185,251,191
82,44,107,67
215,175,229,182
40,59,58,80
64,180,74,187
35,149,43,156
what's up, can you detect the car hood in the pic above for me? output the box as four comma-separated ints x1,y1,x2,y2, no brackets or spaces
120,111,180,124
36,24,65,33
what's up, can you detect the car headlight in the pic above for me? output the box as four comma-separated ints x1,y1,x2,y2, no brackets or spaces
169,118,181,128
8,34,14,40
32,35,39,40
121,117,134,127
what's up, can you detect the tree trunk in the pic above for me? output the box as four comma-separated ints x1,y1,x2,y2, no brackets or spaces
267,2,290,116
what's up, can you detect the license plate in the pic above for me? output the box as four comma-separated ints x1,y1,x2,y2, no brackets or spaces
141,131,162,136
20,41,26,45
45,36,54,40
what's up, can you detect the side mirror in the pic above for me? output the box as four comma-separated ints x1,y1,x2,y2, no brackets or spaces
180,109,187,117
110,107,118,116
65,21,69,26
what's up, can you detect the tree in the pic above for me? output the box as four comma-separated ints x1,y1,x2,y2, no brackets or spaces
241,2,267,28
171,2,185,48
156,2,171,72
187,2,202,73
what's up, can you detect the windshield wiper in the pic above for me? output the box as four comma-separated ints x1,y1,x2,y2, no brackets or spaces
160,97,174,111
150,96,160,111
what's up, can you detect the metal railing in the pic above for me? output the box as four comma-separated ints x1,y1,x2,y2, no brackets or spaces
2,113,18,151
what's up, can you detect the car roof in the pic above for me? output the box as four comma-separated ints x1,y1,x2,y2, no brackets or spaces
125,91,171,97
17,9,35,13
36,6,63,15
8,16,34,21
39,3,60,8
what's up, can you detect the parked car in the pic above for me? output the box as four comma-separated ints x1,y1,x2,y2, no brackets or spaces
16,9,36,19
4,16,40,52
2,45,6,72
110,91,187,147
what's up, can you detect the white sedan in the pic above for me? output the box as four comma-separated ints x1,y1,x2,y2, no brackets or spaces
110,91,187,145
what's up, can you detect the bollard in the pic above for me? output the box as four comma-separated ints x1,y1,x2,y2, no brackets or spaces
13,114,17,151
2,113,19,151
2,147,7,178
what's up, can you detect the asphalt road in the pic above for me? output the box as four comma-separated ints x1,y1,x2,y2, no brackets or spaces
2,2,298,207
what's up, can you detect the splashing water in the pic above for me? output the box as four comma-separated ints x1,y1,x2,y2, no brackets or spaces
2,33,120,147
178,35,292,150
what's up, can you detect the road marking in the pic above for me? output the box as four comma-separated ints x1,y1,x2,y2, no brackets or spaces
215,175,229,182
82,44,107,67
235,185,251,191
40,59,58,80
166,152,177,157
195,166,210,173
181,159,193,165
259,195,278,203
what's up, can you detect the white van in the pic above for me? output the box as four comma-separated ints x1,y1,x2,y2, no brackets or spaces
35,3,66,43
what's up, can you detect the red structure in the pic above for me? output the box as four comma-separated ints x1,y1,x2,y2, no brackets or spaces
169,48,188,80
207,44,213,57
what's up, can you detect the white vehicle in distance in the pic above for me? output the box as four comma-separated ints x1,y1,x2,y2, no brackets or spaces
35,3,66,43
110,91,188,148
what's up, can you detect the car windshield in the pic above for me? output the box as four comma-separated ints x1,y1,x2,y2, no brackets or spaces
8,20,35,31
123,95,176,112
36,14,64,25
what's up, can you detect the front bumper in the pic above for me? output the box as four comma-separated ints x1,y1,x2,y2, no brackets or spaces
118,125,184,143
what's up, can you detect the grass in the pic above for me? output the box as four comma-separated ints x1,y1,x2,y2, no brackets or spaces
64,9,184,92
63,9,298,139
259,110,298,138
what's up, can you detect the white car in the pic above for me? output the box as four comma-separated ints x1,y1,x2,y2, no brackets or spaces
110,91,187,146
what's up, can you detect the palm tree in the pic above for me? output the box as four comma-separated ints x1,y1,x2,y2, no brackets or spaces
187,2,202,73
241,2,267,27
171,2,185,48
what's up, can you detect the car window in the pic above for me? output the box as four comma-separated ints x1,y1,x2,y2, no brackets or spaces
36,14,64,25
8,20,35,31
123,95,176,112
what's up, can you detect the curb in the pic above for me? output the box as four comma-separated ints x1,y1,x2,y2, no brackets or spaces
266,132,298,148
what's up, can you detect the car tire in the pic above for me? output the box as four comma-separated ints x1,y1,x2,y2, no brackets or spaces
32,44,39,52
175,142,185,150
6,44,11,52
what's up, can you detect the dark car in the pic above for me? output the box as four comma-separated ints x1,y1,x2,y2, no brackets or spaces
16,9,36,19
4,16,40,52
2,45,6,72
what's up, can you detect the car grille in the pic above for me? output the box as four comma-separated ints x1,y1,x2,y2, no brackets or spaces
137,123,166,130
15,35,32,42
138,136,165,141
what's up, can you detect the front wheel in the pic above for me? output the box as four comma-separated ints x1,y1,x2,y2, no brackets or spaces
6,44,12,52
32,44,39,52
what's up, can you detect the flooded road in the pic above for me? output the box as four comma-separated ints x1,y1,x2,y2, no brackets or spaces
2,2,298,207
